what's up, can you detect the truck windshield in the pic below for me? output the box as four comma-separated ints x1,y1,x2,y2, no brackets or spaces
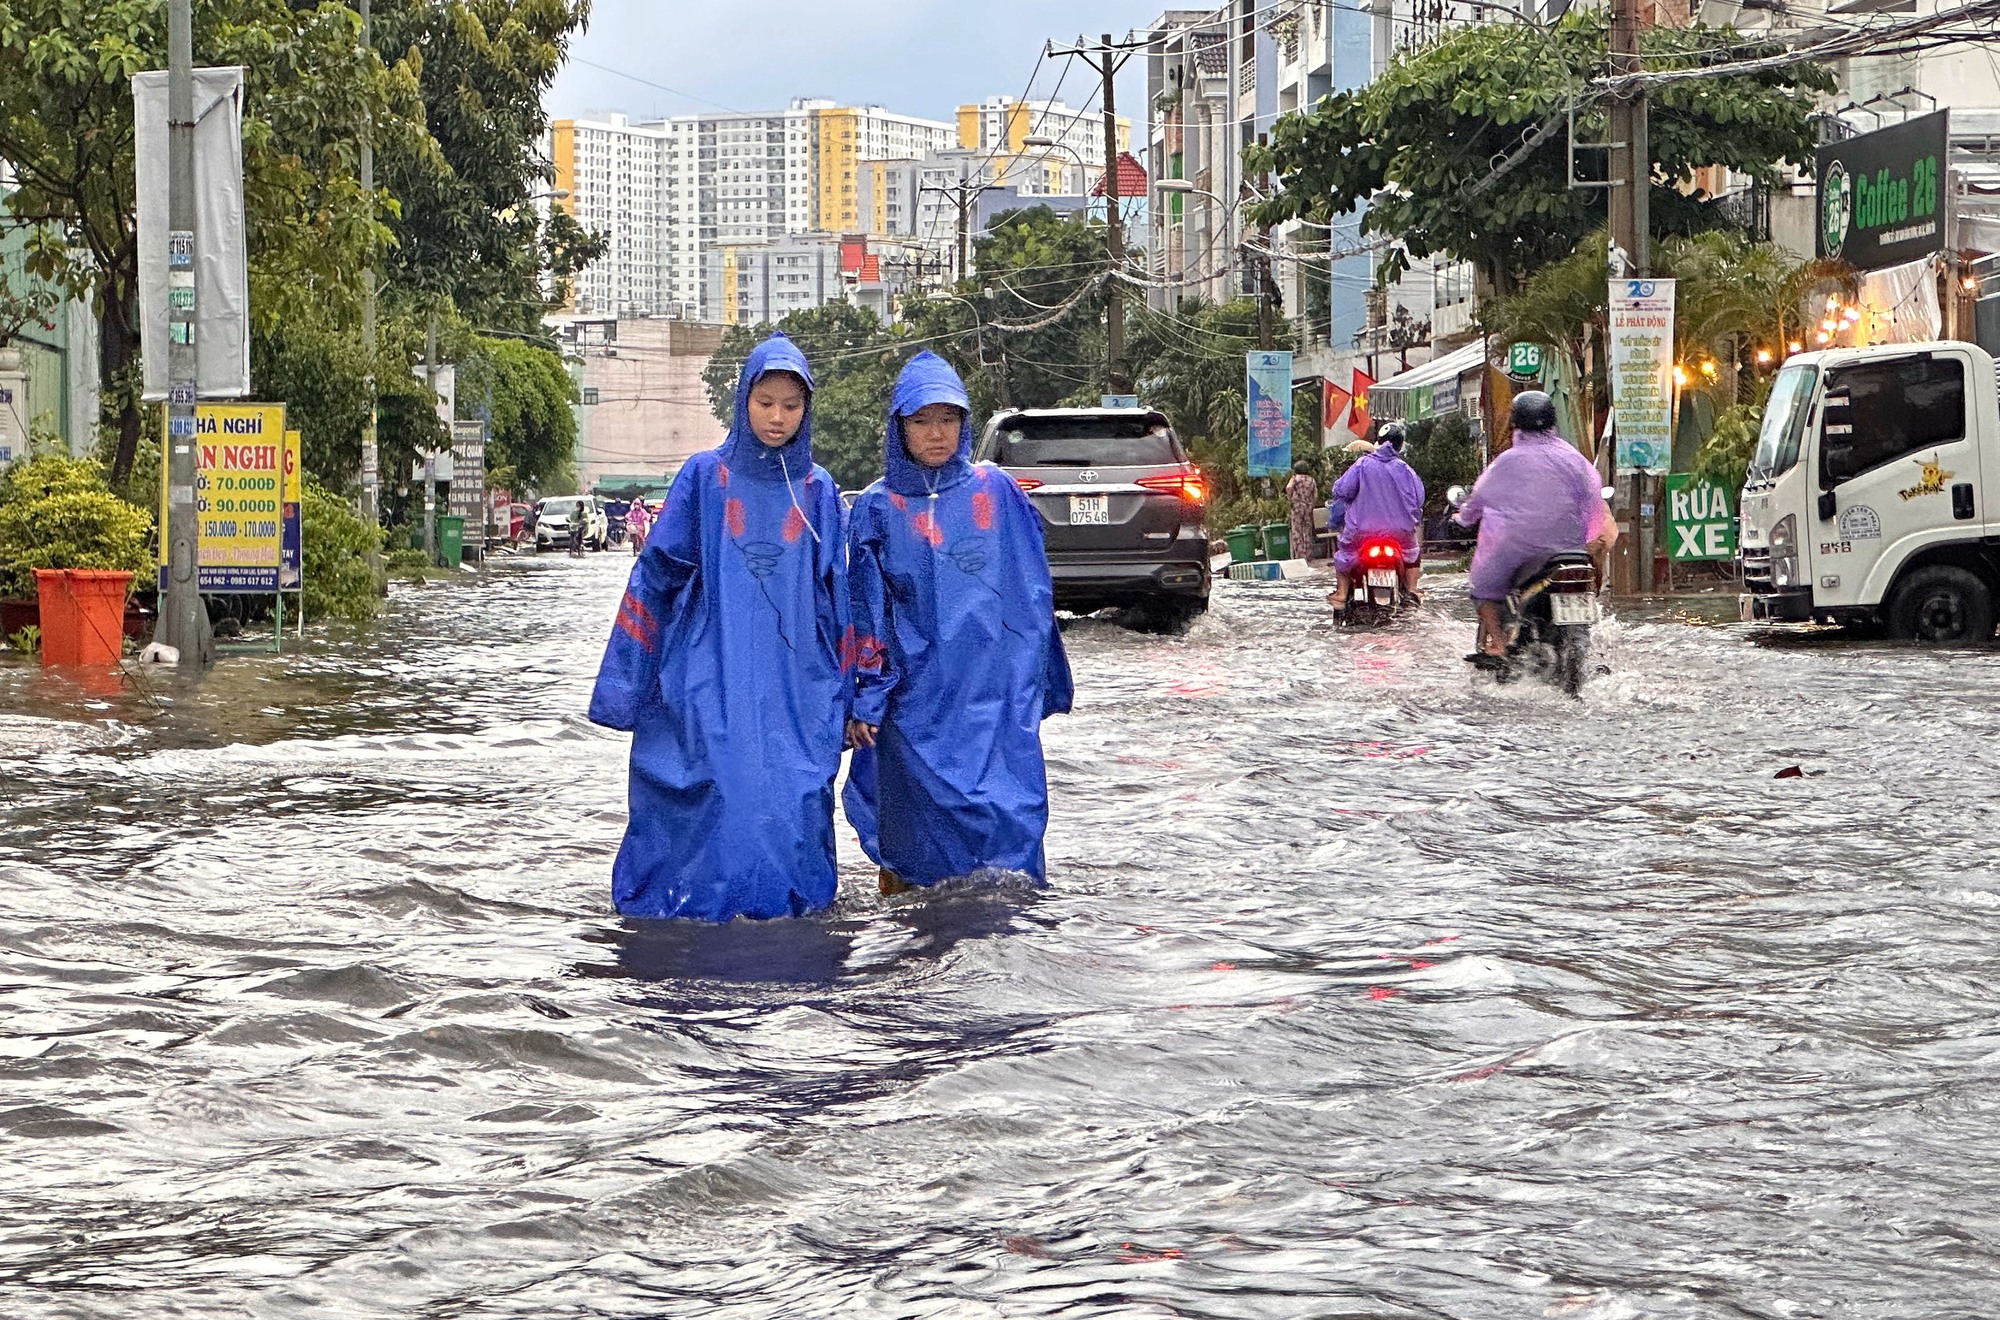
1748,364,1816,481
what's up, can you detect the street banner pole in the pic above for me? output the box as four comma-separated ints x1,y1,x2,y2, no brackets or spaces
155,0,214,669
359,0,381,570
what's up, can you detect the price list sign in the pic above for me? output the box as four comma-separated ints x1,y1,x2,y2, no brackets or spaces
159,403,288,591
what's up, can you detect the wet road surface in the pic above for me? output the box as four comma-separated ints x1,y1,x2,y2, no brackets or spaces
4,551,2000,1317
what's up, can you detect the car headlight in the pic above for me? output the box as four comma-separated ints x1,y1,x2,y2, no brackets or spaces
1770,513,1798,588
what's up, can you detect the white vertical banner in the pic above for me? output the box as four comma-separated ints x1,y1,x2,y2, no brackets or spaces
134,66,251,400
1608,278,1675,474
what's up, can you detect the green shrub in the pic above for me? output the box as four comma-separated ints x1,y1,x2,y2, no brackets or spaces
1692,403,1762,495
0,455,154,599
301,479,384,623
1404,414,1483,518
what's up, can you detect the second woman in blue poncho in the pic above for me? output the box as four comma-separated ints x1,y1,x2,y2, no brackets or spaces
843,352,1072,893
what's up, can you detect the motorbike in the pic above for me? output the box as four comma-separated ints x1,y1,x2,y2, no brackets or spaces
1329,534,1417,626
1447,484,1610,698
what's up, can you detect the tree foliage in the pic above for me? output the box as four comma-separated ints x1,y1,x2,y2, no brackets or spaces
1488,227,1852,444
458,334,579,495
369,0,600,332
0,0,600,512
702,302,904,492
0,0,431,482
902,206,1111,412
0,454,152,598
1250,12,1834,288
300,476,384,622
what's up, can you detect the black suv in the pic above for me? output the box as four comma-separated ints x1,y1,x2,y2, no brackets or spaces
976,407,1210,628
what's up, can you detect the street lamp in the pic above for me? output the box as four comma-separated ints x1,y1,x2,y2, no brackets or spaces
1153,178,1237,292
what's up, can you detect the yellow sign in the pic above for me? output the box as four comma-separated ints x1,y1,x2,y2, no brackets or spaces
158,403,287,591
281,428,302,590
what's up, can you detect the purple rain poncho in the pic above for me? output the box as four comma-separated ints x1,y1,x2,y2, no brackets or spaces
1332,445,1425,573
1454,428,1604,602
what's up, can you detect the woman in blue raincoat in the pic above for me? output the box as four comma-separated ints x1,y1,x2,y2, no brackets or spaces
589,334,849,921
843,352,1072,893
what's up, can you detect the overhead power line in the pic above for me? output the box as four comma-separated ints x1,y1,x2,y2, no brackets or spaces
1595,0,2000,90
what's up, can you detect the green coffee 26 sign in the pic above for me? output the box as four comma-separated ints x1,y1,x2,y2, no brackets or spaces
1816,110,1948,271
1506,342,1543,381
1666,474,1735,562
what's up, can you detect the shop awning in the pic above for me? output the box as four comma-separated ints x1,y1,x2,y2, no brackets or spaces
1366,341,1489,421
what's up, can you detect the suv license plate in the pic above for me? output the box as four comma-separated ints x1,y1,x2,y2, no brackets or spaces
1069,495,1109,525
1550,594,1595,625
1365,569,1397,588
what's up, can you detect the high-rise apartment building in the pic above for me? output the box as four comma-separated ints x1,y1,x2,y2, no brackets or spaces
553,114,671,319
553,101,954,321
954,96,1128,197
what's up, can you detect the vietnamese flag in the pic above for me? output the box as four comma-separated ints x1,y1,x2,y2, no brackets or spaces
1349,368,1375,437
1322,378,1351,436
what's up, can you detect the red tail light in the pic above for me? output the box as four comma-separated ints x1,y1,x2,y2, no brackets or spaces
1136,467,1207,504
1360,538,1401,565
1014,477,1043,492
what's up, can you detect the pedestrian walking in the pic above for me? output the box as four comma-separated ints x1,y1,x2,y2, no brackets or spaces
568,499,589,557
1285,462,1319,562
842,352,1072,895
588,334,849,921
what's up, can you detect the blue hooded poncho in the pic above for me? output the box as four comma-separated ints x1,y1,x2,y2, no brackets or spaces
841,352,1073,887
589,335,849,921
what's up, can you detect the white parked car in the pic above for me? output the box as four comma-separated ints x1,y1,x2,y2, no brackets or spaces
533,496,608,552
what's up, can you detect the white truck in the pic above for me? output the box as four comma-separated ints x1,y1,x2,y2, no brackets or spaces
1739,339,2000,644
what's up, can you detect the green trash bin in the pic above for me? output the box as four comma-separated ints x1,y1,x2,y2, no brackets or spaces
1225,525,1258,563
1262,521,1291,561
436,515,464,567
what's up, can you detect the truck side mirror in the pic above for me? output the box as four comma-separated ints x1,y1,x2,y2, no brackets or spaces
1818,490,1836,521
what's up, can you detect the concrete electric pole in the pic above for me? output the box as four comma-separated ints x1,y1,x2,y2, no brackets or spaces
153,0,214,670
1608,0,1652,596
1047,33,1137,394
359,0,381,568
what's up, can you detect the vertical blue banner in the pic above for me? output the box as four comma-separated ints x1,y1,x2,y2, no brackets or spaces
1245,350,1293,477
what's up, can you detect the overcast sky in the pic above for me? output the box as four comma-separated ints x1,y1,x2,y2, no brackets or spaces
546,1,1170,128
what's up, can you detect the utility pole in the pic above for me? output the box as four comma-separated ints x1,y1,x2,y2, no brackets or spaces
919,179,998,285
1256,131,1275,351
1048,33,1137,394
1608,0,1652,597
154,0,214,670
359,0,381,571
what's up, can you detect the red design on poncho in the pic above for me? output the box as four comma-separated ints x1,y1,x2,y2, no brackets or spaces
782,505,807,543
615,592,659,647
911,511,945,547
725,498,746,538
717,464,730,488
971,489,994,531
888,492,908,512
839,626,887,674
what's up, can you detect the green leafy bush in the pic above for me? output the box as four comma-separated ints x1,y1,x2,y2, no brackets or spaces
0,455,154,599
1692,403,1763,495
301,479,384,623
1404,413,1483,518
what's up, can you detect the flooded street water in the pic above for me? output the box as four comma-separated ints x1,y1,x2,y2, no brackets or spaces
6,550,2000,1318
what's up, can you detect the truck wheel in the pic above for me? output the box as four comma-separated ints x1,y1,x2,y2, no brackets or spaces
1888,566,1997,645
